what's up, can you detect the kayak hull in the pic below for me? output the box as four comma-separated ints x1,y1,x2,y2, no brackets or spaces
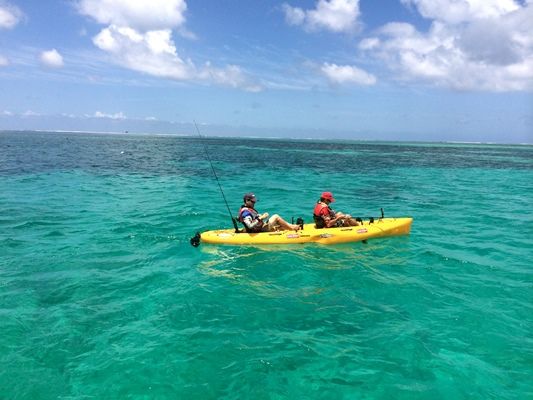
200,217,413,245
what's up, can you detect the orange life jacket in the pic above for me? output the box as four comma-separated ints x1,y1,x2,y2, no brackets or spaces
313,202,335,228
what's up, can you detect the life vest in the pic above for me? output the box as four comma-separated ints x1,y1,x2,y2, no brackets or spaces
238,206,264,232
313,202,335,228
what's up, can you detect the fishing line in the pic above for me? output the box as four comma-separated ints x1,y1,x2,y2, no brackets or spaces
193,120,239,233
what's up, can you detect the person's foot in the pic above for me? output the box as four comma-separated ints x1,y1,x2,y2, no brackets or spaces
290,224,301,231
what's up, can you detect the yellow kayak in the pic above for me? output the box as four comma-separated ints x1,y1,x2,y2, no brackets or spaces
197,217,413,246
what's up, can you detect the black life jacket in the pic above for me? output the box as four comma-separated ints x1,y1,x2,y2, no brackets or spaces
238,206,264,233
313,202,335,229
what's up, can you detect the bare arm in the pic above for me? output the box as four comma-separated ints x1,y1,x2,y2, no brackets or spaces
323,214,341,228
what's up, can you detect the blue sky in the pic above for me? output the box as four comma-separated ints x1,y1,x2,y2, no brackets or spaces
0,0,532,143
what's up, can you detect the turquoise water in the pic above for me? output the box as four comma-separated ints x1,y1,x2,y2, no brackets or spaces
1,131,532,399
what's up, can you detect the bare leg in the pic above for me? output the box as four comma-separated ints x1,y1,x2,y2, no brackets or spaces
335,212,360,226
345,218,360,226
267,214,301,231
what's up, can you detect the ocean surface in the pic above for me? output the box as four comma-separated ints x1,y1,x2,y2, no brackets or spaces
1,131,532,399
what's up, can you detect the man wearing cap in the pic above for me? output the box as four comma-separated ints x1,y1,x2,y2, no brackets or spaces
313,191,360,228
238,193,300,233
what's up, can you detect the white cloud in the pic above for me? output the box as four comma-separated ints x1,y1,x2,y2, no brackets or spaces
92,25,259,90
2,110,13,116
359,1,533,91
0,54,8,66
40,49,64,68
358,37,380,51
0,1,23,29
198,62,263,92
282,0,361,33
77,0,187,31
401,0,520,24
94,111,126,119
93,25,192,79
79,0,259,91
23,110,41,116
282,4,305,26
321,62,376,85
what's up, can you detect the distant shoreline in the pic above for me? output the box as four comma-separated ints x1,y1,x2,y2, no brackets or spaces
1,129,531,146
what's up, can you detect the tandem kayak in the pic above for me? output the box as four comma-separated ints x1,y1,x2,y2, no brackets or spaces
193,217,413,246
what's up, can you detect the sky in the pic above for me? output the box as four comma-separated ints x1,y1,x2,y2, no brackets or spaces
0,0,532,143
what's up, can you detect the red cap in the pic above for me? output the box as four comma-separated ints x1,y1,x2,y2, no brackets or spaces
321,192,335,202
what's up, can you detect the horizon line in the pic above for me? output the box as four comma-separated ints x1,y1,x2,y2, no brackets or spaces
1,128,531,146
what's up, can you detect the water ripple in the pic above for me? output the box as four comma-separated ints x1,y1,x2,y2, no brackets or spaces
0,132,531,399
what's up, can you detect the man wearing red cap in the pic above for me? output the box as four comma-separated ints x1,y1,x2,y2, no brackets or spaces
313,192,360,228
238,193,300,233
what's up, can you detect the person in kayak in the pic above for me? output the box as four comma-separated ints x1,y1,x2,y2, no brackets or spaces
238,192,301,233
313,191,360,228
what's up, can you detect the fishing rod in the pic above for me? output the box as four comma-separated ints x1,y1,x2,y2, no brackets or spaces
193,120,240,234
